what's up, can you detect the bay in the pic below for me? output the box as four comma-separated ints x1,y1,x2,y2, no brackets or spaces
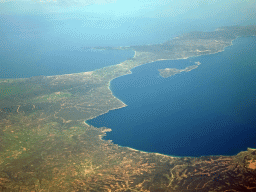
87,36,256,157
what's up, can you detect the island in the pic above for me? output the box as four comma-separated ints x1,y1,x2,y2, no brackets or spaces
0,25,256,191
158,61,201,78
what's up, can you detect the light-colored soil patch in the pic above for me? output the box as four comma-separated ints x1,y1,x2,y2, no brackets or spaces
248,160,256,169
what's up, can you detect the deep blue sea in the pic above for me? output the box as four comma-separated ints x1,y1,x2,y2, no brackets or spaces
87,36,256,157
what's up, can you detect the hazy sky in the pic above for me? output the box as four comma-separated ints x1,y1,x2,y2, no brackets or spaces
1,0,256,46
1,0,255,19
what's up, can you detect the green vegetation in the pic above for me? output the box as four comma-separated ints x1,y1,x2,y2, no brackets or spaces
1,25,256,191
0,85,23,99
29,92,72,103
0,80,41,100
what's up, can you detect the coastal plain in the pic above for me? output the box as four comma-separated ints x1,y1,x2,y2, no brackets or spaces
1,25,256,191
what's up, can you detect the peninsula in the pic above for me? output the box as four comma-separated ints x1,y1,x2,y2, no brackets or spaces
0,25,256,191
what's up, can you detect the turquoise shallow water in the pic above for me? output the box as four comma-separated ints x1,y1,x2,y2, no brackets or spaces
88,36,256,157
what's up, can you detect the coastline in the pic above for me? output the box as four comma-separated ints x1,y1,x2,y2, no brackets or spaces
2,32,254,159
84,36,238,123
84,37,242,157
1,26,256,191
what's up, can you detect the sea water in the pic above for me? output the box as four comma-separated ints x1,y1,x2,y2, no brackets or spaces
0,14,135,79
87,36,256,157
0,46,134,79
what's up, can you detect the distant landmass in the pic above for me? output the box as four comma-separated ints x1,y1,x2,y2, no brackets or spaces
158,61,201,78
0,25,256,191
